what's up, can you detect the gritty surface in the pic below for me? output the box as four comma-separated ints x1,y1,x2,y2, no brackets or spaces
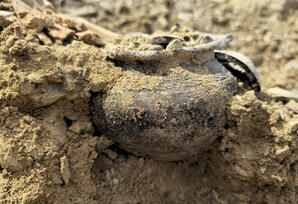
0,0,297,203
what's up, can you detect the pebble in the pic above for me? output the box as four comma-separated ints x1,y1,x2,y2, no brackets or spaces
24,16,45,32
149,44,163,51
5,36,15,48
60,156,71,185
0,10,11,17
275,145,289,155
96,136,114,151
289,121,298,133
37,32,53,45
271,175,283,183
284,60,298,71
113,178,119,185
277,109,285,121
266,87,298,102
285,100,298,113
76,31,104,46
236,95,243,104
38,83,66,106
48,24,75,41
104,149,118,160
27,72,44,83
90,78,108,92
178,192,186,200
26,156,33,166
251,55,264,66
166,39,183,51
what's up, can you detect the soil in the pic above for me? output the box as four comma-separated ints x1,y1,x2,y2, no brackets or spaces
0,0,297,203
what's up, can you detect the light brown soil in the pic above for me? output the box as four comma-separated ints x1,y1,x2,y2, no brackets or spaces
0,0,297,203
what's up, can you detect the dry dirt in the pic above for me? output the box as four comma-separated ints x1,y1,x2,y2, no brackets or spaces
0,0,297,203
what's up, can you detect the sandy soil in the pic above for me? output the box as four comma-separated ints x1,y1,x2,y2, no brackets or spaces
0,0,297,203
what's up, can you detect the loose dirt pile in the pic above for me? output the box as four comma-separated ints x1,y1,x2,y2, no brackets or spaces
0,0,297,203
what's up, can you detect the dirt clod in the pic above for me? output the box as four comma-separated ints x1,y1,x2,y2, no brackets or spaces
76,30,104,46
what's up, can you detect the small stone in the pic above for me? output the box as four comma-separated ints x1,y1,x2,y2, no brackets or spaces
252,100,262,108
26,156,33,166
0,10,11,17
68,120,93,134
37,32,53,45
60,156,71,185
166,39,183,51
76,31,104,46
5,36,16,48
284,60,298,71
178,192,186,200
0,153,27,172
105,170,112,181
27,72,44,83
266,87,298,102
275,145,289,155
51,173,64,185
170,24,181,32
286,100,298,113
96,136,114,151
89,151,98,160
149,45,163,50
7,22,25,38
65,93,78,101
49,24,75,41
277,109,285,121
17,11,29,19
104,149,118,160
113,178,119,185
271,175,283,183
235,95,243,104
36,83,66,106
127,41,140,49
149,183,155,190
289,121,298,133
241,90,256,106
251,55,264,66
24,16,45,32
20,82,33,95
90,78,107,92
235,165,249,177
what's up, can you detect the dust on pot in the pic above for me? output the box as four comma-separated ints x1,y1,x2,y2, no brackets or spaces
91,26,261,161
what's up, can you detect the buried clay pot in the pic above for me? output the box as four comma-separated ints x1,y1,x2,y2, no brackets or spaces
91,27,261,161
